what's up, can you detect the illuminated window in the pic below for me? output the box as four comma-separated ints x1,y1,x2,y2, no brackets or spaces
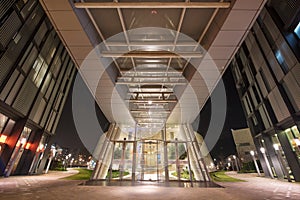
30,55,48,88
294,22,300,39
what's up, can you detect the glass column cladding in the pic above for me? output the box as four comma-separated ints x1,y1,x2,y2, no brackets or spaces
4,126,32,176
96,124,212,183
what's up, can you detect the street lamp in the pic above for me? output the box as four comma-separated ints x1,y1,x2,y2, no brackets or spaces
45,145,56,173
260,147,274,179
273,144,291,182
228,157,234,171
250,150,261,176
233,155,239,171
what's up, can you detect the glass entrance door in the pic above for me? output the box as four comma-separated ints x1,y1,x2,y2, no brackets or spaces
135,140,165,182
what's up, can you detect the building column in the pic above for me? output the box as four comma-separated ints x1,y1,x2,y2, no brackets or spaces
1,118,26,176
254,137,272,177
36,135,52,174
263,134,285,179
14,130,43,175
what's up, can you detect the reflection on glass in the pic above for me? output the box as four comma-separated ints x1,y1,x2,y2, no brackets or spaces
285,126,300,162
0,113,8,133
8,127,31,175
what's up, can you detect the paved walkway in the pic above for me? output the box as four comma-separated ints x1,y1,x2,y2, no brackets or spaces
219,172,300,200
0,170,300,200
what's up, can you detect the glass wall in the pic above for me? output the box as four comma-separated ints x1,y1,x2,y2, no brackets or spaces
95,124,212,183
285,126,300,162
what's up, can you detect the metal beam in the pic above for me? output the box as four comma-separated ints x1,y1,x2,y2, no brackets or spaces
128,99,177,103
118,76,185,79
137,122,164,125
129,92,173,95
134,116,167,119
116,81,186,85
122,70,183,73
74,2,231,9
101,51,203,58
131,109,171,113
105,41,198,47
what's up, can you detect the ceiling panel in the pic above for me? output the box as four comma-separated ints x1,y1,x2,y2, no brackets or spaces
122,8,182,30
90,8,124,39
181,8,215,41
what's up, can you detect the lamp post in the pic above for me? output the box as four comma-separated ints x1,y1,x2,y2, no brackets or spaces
250,150,261,176
45,145,56,174
273,144,291,182
228,157,233,170
260,147,274,179
233,155,239,171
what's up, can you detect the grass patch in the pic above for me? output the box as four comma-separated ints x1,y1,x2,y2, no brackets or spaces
172,170,195,180
52,167,67,171
210,171,246,182
107,170,130,178
63,168,93,180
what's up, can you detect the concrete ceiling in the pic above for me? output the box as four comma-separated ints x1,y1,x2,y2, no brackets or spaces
40,0,267,127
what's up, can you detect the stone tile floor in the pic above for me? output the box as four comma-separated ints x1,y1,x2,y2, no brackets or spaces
0,170,299,200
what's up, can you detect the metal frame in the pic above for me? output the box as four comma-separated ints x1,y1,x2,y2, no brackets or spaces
74,2,231,9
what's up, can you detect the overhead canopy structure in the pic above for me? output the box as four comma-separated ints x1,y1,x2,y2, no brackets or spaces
40,0,266,125
39,0,267,183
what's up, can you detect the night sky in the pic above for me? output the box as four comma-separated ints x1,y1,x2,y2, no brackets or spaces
54,67,247,160
197,68,248,160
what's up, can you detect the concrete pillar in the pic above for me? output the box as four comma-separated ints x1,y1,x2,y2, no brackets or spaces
254,137,272,177
263,135,284,179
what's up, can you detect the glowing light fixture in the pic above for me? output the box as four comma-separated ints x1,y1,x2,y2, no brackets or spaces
294,139,300,146
273,144,279,151
25,143,31,150
0,135,7,143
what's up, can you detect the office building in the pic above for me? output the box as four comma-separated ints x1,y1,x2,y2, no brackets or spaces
0,0,76,176
230,0,300,181
231,128,256,163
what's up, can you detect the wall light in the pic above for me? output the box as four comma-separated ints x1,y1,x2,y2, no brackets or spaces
25,143,31,150
273,144,279,151
0,134,7,143
294,139,300,146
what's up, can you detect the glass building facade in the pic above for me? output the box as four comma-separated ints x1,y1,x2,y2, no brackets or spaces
0,0,76,176
230,0,300,181
92,123,214,183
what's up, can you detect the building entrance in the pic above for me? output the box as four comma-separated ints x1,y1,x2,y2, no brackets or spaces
136,140,164,181
93,124,213,183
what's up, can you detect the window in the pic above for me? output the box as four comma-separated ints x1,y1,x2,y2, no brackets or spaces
275,50,289,74
285,126,300,162
294,22,300,39
239,142,250,147
30,55,48,88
